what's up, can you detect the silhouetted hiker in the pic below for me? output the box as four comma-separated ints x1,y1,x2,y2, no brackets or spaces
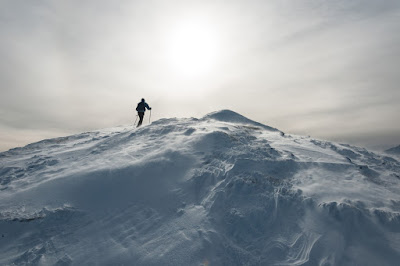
136,98,151,127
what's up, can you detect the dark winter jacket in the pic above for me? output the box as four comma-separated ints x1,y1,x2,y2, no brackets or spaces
136,101,151,113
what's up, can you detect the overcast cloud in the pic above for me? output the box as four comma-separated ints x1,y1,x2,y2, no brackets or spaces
1,0,400,151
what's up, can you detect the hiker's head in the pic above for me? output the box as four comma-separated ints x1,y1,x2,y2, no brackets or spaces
141,98,145,102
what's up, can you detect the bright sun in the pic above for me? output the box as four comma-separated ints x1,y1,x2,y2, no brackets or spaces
165,20,219,79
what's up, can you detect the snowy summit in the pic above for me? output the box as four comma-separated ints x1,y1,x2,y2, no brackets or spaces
1,110,400,265
386,145,400,156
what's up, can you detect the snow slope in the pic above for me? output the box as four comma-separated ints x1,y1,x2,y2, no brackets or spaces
386,145,400,156
1,110,400,265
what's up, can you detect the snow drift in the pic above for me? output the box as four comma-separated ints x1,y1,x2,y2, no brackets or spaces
1,110,400,265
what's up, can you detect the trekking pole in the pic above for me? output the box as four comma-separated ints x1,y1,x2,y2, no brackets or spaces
149,110,152,124
134,114,138,126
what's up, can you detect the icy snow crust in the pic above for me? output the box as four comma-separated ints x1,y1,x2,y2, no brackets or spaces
1,110,400,265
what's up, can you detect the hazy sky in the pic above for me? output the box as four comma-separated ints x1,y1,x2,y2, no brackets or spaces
1,0,400,151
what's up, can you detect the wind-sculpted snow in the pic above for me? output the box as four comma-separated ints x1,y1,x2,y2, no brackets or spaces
0,110,400,265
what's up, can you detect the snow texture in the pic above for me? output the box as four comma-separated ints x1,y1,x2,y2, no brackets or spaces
1,110,400,265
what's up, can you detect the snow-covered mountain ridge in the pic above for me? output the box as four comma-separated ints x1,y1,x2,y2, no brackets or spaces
1,110,400,265
386,145,400,156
